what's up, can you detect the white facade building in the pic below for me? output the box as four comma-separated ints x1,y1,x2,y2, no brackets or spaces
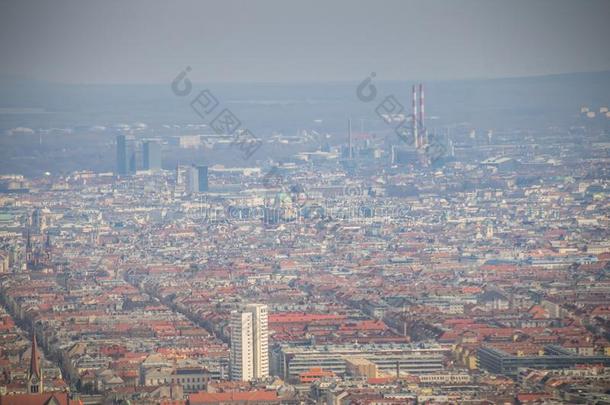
230,311,253,381
230,304,269,381
246,303,269,379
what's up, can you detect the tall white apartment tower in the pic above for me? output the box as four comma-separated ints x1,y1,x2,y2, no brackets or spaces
230,311,253,381
230,304,269,381
246,303,269,379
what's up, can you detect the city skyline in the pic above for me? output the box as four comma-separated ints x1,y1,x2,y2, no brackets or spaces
1,1,609,404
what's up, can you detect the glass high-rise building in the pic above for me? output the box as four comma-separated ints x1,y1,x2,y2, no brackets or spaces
116,134,136,175
197,165,208,192
186,165,208,193
143,140,162,171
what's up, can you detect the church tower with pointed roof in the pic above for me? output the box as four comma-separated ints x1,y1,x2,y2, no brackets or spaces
27,332,43,393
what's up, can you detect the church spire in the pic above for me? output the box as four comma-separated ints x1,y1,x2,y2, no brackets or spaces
27,332,42,393
26,229,32,263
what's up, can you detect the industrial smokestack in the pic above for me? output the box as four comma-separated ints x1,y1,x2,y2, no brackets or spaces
412,85,418,148
348,119,352,159
419,83,425,146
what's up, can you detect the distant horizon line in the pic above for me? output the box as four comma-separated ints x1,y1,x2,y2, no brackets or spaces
2,69,610,87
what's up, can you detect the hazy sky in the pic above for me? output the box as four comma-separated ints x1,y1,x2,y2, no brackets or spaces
1,0,610,84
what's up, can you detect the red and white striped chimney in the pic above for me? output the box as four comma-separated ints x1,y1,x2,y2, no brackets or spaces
412,85,418,148
419,83,425,146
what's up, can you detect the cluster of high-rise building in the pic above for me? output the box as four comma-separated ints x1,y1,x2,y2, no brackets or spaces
116,135,162,175
0,98,609,404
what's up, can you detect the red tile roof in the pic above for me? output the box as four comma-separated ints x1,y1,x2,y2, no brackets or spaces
0,392,83,405
188,391,279,404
